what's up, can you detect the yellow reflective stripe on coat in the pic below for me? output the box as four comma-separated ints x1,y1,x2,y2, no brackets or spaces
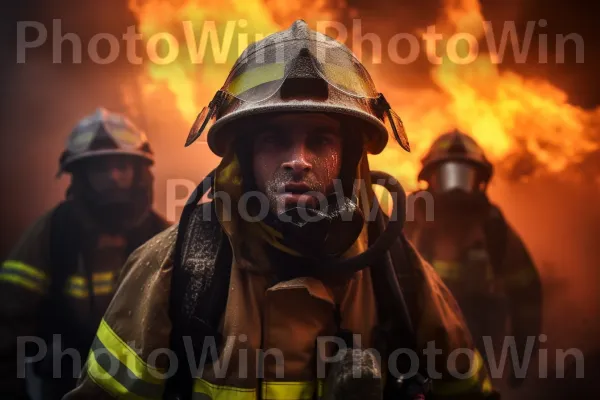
263,381,318,399
432,350,491,396
193,379,323,400
87,319,165,399
65,272,116,298
431,260,461,281
0,260,48,293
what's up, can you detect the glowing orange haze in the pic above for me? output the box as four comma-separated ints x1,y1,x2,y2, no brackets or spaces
126,0,598,191
123,0,600,355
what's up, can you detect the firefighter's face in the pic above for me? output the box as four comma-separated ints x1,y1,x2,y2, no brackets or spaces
86,156,135,193
252,113,343,213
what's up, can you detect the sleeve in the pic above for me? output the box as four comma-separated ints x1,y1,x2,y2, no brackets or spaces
64,225,177,400
0,211,54,399
498,224,542,385
405,241,497,400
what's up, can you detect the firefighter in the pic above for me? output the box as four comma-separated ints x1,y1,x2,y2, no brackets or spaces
405,129,543,388
65,21,496,399
0,108,170,400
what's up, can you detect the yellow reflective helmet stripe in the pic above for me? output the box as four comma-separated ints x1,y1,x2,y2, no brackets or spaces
227,63,285,97
87,319,165,399
0,260,48,293
432,350,491,396
192,379,324,400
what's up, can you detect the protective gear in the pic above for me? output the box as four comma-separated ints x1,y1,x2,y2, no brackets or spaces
58,107,154,175
0,202,170,400
59,108,156,233
418,130,493,194
187,20,408,270
68,159,155,233
65,202,495,400
406,192,542,394
185,19,410,156
65,21,495,400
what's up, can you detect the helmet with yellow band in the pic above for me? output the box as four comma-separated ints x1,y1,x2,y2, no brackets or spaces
58,107,154,175
185,19,410,156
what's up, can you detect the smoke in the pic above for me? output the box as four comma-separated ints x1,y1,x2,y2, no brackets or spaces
1,0,598,375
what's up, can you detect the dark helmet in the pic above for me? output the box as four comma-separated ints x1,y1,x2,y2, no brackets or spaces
58,107,154,175
418,130,493,193
185,19,410,156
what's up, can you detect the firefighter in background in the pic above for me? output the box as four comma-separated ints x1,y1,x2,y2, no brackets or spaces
0,108,170,400
405,130,543,387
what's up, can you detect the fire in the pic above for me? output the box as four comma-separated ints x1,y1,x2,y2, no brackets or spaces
128,0,599,191
369,0,599,189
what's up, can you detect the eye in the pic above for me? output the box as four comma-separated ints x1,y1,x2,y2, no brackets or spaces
311,132,338,147
256,127,286,147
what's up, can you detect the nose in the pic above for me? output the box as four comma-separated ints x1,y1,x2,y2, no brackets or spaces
282,143,312,177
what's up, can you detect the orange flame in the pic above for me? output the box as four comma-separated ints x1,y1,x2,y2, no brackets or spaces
128,0,599,191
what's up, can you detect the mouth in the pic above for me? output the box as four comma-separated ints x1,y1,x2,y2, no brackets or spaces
283,182,312,194
279,182,318,208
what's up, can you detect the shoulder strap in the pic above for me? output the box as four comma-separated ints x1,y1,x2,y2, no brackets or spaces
483,204,509,275
165,172,233,400
46,202,83,325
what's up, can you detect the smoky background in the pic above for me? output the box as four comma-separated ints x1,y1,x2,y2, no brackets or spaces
1,0,599,398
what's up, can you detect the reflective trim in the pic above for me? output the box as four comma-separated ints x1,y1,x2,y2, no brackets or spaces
93,319,165,386
2,260,48,280
65,272,116,298
193,379,255,400
87,338,164,399
0,261,48,293
192,379,323,400
262,381,316,399
227,63,285,96
431,260,461,281
432,350,487,396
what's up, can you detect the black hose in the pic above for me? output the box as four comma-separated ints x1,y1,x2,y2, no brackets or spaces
319,170,406,275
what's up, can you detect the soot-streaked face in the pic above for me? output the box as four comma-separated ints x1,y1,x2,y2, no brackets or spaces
252,113,343,214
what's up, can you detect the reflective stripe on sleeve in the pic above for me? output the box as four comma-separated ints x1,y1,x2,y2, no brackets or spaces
0,260,48,293
87,319,165,399
432,350,491,396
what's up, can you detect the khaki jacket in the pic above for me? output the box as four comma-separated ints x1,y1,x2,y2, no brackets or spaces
65,200,494,400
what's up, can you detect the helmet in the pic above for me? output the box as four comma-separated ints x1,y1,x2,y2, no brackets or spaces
58,107,154,175
418,130,493,193
185,19,410,156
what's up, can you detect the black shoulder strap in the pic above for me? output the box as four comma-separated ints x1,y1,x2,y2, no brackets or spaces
165,172,233,400
483,204,509,276
46,202,84,326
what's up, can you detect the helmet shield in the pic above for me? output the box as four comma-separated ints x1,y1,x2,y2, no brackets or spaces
220,35,379,102
428,161,481,193
185,20,410,155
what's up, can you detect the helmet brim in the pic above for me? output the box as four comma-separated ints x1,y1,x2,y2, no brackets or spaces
60,149,154,174
206,102,389,157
